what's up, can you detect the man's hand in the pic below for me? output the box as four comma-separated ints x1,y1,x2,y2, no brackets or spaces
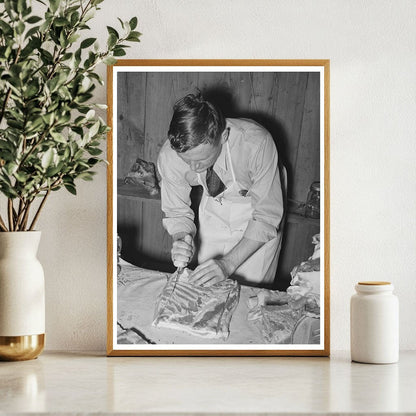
189,258,234,287
171,233,194,269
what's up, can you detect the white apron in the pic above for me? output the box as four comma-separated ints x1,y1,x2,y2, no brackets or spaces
197,142,281,286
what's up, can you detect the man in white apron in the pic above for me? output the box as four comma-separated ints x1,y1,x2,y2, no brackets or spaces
157,93,284,287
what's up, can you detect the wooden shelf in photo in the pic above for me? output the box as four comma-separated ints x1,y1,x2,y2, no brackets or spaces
286,212,320,226
117,179,161,201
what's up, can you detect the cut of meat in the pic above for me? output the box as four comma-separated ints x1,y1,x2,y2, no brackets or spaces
124,158,159,195
152,269,240,340
259,305,302,344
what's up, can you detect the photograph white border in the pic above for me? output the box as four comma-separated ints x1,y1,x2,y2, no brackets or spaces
107,60,330,357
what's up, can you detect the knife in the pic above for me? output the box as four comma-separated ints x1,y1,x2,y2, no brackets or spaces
174,235,192,277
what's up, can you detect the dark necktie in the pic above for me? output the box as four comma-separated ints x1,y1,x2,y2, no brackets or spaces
206,166,226,197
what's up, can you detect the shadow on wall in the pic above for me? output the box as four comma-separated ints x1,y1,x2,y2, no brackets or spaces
202,86,290,177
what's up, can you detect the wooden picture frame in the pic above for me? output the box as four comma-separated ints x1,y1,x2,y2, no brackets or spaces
107,60,330,356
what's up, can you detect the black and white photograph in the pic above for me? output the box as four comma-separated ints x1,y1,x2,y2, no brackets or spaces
107,60,329,356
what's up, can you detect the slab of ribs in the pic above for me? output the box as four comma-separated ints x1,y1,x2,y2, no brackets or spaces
153,269,240,340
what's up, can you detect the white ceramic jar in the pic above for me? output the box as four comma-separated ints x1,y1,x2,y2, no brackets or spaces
350,281,399,364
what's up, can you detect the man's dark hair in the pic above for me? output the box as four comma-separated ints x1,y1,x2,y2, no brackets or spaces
168,92,226,153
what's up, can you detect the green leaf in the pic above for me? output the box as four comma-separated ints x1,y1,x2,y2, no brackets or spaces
7,119,24,129
57,85,71,100
23,83,39,98
14,171,28,183
68,33,80,44
126,32,141,42
88,120,100,138
129,16,138,30
41,148,55,169
50,131,67,144
40,49,54,64
0,20,13,35
87,147,102,156
42,112,54,125
77,171,95,181
17,0,26,13
76,160,90,169
49,0,60,13
71,126,84,136
70,11,80,26
75,93,93,104
26,15,42,24
74,148,84,159
87,158,100,166
25,25,40,39
25,117,44,134
113,47,126,57
88,72,104,85
5,162,18,176
85,109,95,120
80,37,96,49
103,56,117,65
83,9,95,23
54,17,69,27
63,146,70,160
0,183,18,198
106,26,119,39
16,21,25,35
59,29,67,47
21,37,41,57
107,33,117,49
45,165,62,177
4,1,16,19
48,76,60,92
0,141,14,152
64,183,76,195
61,52,72,61
117,17,125,29
22,4,32,17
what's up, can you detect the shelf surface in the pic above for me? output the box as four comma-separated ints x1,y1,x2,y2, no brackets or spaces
0,350,415,415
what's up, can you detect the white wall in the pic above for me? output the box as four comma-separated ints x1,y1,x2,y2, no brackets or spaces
35,0,416,351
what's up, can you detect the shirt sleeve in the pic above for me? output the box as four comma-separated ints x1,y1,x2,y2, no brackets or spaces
244,133,284,243
157,144,197,238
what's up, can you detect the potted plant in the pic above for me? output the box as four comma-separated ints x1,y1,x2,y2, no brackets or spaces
0,0,140,360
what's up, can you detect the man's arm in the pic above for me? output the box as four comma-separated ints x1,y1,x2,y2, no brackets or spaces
189,237,263,286
243,131,284,243
157,142,197,238
157,142,197,267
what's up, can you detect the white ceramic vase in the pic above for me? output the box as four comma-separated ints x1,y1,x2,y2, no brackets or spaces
0,231,45,361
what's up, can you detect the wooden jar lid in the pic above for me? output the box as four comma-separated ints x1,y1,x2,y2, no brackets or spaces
358,281,391,285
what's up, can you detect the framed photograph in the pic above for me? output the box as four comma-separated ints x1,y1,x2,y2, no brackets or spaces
107,60,330,356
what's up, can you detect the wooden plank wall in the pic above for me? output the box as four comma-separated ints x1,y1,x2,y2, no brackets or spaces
116,71,321,281
117,71,320,201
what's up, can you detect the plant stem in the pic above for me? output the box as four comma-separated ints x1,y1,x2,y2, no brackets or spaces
0,214,8,231
7,199,14,231
15,199,27,231
16,199,23,226
20,200,33,231
29,189,50,231
0,88,12,126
